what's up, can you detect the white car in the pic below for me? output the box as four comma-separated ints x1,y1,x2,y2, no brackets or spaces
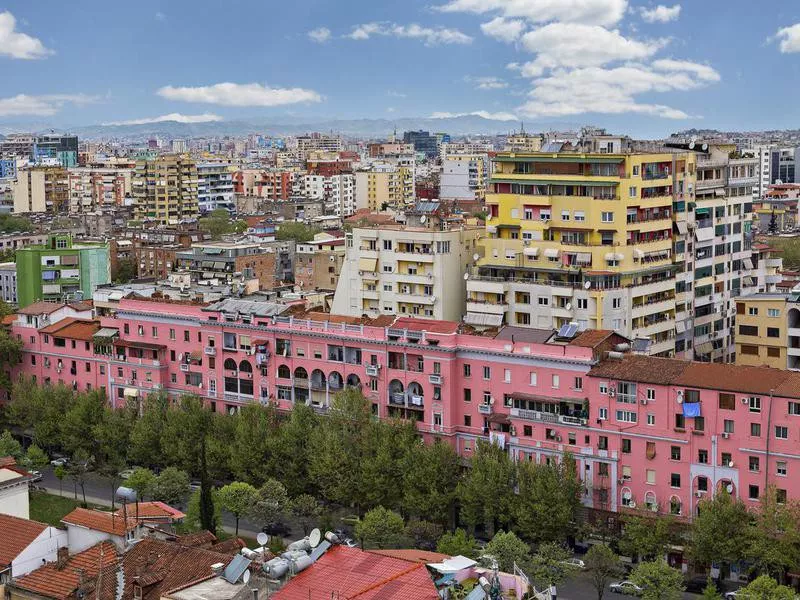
562,558,585,569
50,457,68,467
724,592,739,599
118,468,136,480
610,581,643,595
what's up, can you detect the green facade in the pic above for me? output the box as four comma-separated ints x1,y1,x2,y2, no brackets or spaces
16,234,110,308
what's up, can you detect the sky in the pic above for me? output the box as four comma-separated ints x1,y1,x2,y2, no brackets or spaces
1,0,799,137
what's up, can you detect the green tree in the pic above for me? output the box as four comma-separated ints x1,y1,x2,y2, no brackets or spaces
23,444,48,470
483,530,532,574
67,451,93,506
93,405,134,471
248,478,289,529
527,541,576,590
290,494,323,536
8,382,75,451
457,441,515,537
0,429,22,458
437,528,479,559
129,391,169,469
274,403,318,497
737,574,796,599
0,332,23,391
161,395,213,476
700,579,722,600
354,506,406,549
186,487,222,533
402,439,460,527
218,482,259,536
198,443,216,535
405,519,443,551
114,258,137,283
127,467,156,517
152,467,190,505
359,419,417,511
206,412,236,482
630,559,684,600
690,492,752,568
747,487,800,579
54,464,66,496
199,209,247,240
230,403,281,485
276,221,320,242
514,453,581,543
0,213,33,233
62,391,107,457
619,516,674,561
585,544,622,600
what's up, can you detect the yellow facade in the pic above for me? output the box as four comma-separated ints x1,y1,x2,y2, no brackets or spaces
735,296,787,368
133,155,199,225
355,168,414,211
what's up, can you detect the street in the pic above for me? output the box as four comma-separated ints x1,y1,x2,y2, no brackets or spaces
555,572,709,600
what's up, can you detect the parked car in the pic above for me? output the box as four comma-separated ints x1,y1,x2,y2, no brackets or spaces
29,470,42,482
610,581,643,595
685,576,720,594
118,468,136,480
562,558,586,569
50,457,68,467
189,480,202,491
342,538,358,548
724,592,739,599
262,522,292,537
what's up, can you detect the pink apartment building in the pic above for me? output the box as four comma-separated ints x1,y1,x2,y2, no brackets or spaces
10,297,800,537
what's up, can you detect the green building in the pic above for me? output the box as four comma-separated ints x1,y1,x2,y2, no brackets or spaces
16,234,110,308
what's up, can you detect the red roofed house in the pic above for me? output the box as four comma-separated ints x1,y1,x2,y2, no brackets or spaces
114,501,185,528
271,545,439,600
0,456,34,519
61,508,137,554
0,513,67,585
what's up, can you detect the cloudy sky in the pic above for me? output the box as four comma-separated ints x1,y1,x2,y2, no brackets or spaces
1,0,799,136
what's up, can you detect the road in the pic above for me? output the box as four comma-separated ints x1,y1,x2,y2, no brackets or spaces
38,466,266,540
554,572,704,600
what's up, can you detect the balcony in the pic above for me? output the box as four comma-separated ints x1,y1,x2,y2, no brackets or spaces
466,301,507,315
429,374,443,384
510,407,587,426
478,404,492,415
631,298,674,319
204,346,216,356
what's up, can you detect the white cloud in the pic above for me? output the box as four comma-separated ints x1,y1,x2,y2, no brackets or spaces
519,23,667,75
102,113,223,126
387,90,407,98
386,107,396,113
346,22,472,45
155,11,166,21
308,27,331,43
430,110,518,121
0,93,98,116
466,76,509,90
156,82,322,107
481,17,526,42
640,4,681,24
437,0,628,27
775,23,800,54
651,59,720,82
0,11,52,59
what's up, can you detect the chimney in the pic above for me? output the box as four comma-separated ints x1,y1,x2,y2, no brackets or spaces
56,546,70,570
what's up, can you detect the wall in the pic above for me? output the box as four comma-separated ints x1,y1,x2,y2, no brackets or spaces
12,527,68,577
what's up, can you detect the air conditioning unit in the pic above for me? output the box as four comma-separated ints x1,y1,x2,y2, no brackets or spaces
640,398,648,405
721,432,730,439
696,490,706,498
429,374,442,384
728,460,734,468
180,364,190,372
741,397,749,405
629,501,636,509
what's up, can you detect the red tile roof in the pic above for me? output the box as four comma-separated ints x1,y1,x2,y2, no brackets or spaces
62,508,137,536
394,317,459,335
18,301,66,316
115,502,186,521
0,513,48,568
568,329,624,348
39,317,101,341
0,455,16,468
272,545,439,600
367,549,450,563
12,541,119,600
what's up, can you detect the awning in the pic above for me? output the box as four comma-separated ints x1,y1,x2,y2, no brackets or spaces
464,313,503,327
675,221,688,235
202,247,223,255
715,189,726,197
695,208,711,217
695,341,714,355
523,247,539,257
743,258,754,269
695,228,714,242
123,387,139,397
544,248,560,258
94,328,119,339
358,257,377,272
633,248,644,259
675,320,686,334
576,253,592,265
488,413,511,425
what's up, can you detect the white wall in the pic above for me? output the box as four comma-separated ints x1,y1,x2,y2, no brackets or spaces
66,525,124,553
0,482,29,519
12,527,68,577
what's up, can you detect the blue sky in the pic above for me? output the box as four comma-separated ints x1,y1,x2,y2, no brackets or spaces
1,0,799,137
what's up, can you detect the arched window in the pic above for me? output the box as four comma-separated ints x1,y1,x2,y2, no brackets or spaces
644,491,657,513
277,364,291,379
294,367,308,380
621,487,634,507
669,495,682,515
329,371,343,390
224,358,237,370
346,373,361,387
239,360,253,373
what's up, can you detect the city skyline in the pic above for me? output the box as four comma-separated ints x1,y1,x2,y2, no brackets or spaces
1,0,799,137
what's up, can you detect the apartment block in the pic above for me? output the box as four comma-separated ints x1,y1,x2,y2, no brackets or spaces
304,172,355,217
197,163,235,214
232,169,299,200
294,233,345,291
0,262,17,304
440,154,489,204
354,165,414,212
67,166,134,213
175,241,278,290
15,234,110,307
331,223,482,321
12,166,69,213
734,294,789,369
132,155,199,225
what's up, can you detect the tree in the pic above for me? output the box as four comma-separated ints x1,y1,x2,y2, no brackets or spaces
198,441,216,536
457,441,515,537
700,579,722,600
737,575,796,599
358,419,417,511
114,258,137,283
129,392,169,469
199,209,247,240
186,487,222,533
585,544,622,600
690,492,752,568
405,519,443,551
218,482,259,536
0,213,32,233
483,530,532,574
230,403,281,486
274,403,318,497
437,529,479,559
160,395,212,476
527,542,576,590
630,559,684,600
747,487,800,579
23,444,48,471
290,494,323,536
619,516,674,561
67,451,93,506
62,391,107,457
127,467,156,517
354,506,406,549
54,464,66,496
151,467,190,505
248,478,289,529
402,439,460,527
514,453,582,543
0,332,23,391
0,430,22,458
276,221,320,243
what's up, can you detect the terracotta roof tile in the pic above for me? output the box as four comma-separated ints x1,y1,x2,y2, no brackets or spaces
393,317,459,335
12,541,119,600
272,545,439,600
0,513,48,568
62,507,137,536
568,330,622,348
18,301,65,316
367,549,450,563
675,362,793,396
588,355,691,386
115,502,186,521
175,531,217,548
39,317,101,341
0,455,16,467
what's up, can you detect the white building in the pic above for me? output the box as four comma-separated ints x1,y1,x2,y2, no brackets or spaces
0,459,32,520
61,507,136,553
304,173,355,217
0,262,16,304
0,514,68,581
197,163,235,214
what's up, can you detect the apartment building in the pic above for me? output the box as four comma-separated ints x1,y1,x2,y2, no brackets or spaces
466,149,693,357
734,294,789,369
132,155,199,225
439,154,489,204
0,262,17,304
67,165,134,213
175,241,278,290
197,163,235,214
1,133,78,167
304,172,355,217
354,165,414,212
331,224,482,321
294,233,345,291
15,234,110,307
232,169,299,200
12,166,69,213
295,134,342,157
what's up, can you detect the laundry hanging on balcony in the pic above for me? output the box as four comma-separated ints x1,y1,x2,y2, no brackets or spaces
682,402,701,418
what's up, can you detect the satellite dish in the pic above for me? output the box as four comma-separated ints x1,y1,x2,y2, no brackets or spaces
584,281,591,290
309,528,322,548
565,302,572,311
726,483,733,494
688,140,696,150
701,143,708,152
473,253,480,262
242,570,251,585
463,272,469,280
420,215,427,223
256,532,269,547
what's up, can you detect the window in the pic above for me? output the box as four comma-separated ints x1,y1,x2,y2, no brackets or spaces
622,465,632,481
616,410,637,423
184,330,190,342
719,393,735,410
768,347,781,358
777,489,787,503
123,324,129,334
483,366,491,380
749,397,761,413
383,239,392,250
622,439,631,453
768,308,780,317
776,425,788,440
574,211,585,222
577,298,588,310
598,436,608,450
698,449,708,464
675,413,685,429
169,328,176,340
629,186,637,198
552,374,560,389
599,382,608,395
767,327,780,338
698,476,708,491
601,211,614,223
789,402,800,415
647,388,656,401
670,446,681,460
598,462,610,476
721,452,732,467
538,297,549,306
483,391,491,405
612,298,622,309
574,376,583,390
739,325,758,336
694,416,705,431
671,473,681,488
749,307,759,316
596,407,607,420
741,345,759,356
523,425,532,436
777,461,787,476
464,415,471,427
647,414,655,426
749,485,760,500
561,210,570,221
529,372,537,386
464,364,471,377
646,469,656,485
463,388,471,402
504,369,511,383
749,456,760,472
724,419,734,433
749,423,761,438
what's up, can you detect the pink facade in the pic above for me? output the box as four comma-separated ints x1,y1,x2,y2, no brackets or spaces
10,298,800,524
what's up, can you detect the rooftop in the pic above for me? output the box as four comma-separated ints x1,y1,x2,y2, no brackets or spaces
115,501,186,521
39,317,101,341
0,513,48,569
61,507,137,536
